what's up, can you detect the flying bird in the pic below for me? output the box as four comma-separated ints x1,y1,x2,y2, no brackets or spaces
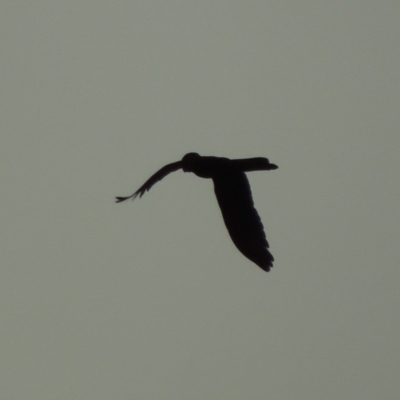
116,153,278,272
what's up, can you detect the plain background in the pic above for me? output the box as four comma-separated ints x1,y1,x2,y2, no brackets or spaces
1,1,399,399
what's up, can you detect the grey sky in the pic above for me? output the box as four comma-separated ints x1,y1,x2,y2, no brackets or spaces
1,1,399,399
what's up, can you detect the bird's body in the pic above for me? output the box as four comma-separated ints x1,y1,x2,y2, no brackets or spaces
116,152,278,272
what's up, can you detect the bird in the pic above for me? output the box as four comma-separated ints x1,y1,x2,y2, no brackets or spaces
116,152,278,272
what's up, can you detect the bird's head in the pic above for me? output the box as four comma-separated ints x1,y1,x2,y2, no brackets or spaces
182,152,201,172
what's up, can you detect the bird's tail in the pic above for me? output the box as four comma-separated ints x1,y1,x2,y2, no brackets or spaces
232,158,278,171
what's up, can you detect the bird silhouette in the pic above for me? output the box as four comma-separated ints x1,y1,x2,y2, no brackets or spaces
116,152,278,272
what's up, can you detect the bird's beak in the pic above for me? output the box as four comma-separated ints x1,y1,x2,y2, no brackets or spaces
268,163,278,170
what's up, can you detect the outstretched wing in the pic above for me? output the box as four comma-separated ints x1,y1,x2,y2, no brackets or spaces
213,171,274,272
116,161,182,203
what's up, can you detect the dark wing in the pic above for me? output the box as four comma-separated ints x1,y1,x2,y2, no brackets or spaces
116,161,182,203
213,170,274,272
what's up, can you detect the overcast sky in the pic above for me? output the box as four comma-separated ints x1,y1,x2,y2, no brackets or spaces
2,2,400,399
